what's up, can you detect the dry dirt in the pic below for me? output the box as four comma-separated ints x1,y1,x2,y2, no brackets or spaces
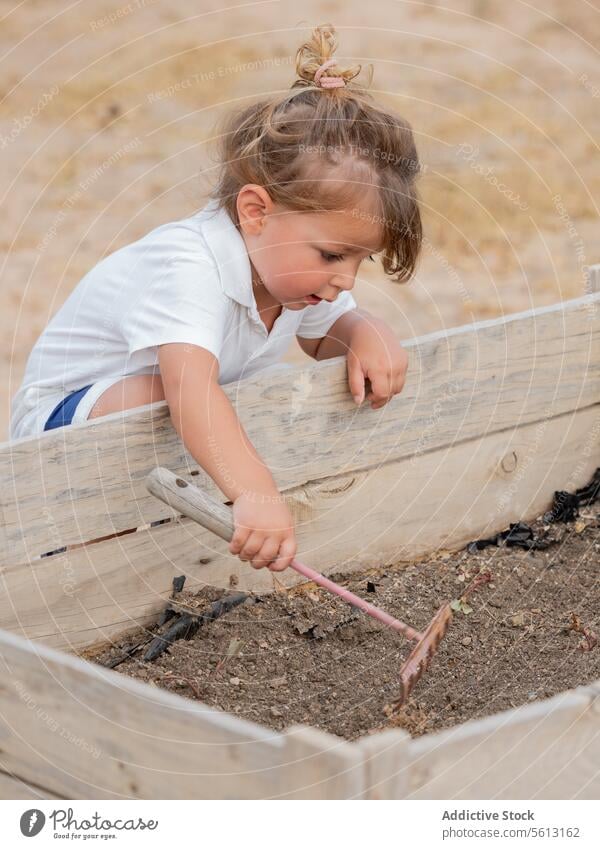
86,499,600,742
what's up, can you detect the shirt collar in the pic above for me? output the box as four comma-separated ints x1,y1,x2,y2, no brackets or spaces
199,198,257,312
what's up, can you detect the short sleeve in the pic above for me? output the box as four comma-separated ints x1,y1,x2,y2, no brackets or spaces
119,249,230,361
295,290,358,339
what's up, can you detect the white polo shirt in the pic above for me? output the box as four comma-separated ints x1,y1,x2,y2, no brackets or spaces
9,198,357,440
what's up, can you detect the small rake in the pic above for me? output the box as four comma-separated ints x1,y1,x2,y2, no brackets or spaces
145,466,452,706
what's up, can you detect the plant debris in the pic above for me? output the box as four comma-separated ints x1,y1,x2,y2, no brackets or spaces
142,591,253,662
543,467,600,523
467,521,552,552
567,612,598,653
467,467,600,552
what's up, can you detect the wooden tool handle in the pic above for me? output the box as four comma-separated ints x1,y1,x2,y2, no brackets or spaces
146,466,235,542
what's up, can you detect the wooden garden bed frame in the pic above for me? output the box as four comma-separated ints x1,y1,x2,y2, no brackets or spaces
0,267,598,799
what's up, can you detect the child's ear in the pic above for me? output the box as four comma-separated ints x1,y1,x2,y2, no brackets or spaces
236,185,273,235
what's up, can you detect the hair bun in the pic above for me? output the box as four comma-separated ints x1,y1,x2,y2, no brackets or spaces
294,23,363,90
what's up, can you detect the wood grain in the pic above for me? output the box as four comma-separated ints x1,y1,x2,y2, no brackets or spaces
0,626,362,799
1,292,598,562
1,403,596,652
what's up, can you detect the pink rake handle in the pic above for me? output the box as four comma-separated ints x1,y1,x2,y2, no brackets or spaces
146,467,423,643
288,558,422,641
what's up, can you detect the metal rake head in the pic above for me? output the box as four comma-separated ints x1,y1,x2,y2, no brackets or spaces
396,603,453,708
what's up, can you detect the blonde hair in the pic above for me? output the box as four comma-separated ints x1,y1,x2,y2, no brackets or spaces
209,23,423,283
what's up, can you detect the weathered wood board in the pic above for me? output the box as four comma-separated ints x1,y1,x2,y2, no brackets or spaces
0,623,598,799
0,627,363,800
0,403,597,652
1,291,598,564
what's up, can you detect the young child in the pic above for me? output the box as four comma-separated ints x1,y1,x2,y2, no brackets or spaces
9,23,422,574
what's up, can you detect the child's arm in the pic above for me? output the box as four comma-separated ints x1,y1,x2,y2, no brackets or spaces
158,343,297,572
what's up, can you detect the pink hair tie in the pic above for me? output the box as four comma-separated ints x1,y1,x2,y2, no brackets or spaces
314,58,345,89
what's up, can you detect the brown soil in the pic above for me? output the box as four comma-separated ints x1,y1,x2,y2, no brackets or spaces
85,505,600,742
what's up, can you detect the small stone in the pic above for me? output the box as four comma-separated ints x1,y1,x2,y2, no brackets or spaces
461,636,472,646
270,706,283,717
269,675,287,688
229,676,241,686
259,640,269,649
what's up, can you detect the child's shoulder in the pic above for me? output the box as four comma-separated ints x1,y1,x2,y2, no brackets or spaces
72,199,240,312
120,202,219,260
84,201,225,284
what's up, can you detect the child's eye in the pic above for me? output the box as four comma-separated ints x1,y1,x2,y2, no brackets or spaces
319,251,377,263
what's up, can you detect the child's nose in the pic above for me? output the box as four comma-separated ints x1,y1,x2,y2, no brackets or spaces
329,271,355,293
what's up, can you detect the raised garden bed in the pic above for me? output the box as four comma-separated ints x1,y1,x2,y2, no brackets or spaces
86,492,600,741
0,279,598,798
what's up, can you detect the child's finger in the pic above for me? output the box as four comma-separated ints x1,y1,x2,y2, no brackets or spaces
251,539,280,570
366,369,392,404
346,353,366,405
229,528,249,555
238,531,266,563
268,537,297,572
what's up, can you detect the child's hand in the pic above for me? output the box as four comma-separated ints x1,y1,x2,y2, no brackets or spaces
346,317,408,409
229,491,297,572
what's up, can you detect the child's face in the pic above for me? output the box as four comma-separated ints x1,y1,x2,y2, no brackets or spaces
237,186,384,310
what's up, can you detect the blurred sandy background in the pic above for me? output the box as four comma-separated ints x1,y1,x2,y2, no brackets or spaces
1,0,598,440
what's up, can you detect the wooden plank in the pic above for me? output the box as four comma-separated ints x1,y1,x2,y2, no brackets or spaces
0,626,361,800
1,293,598,561
355,729,411,799
0,769,62,800
403,681,600,799
278,725,364,799
2,403,597,652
